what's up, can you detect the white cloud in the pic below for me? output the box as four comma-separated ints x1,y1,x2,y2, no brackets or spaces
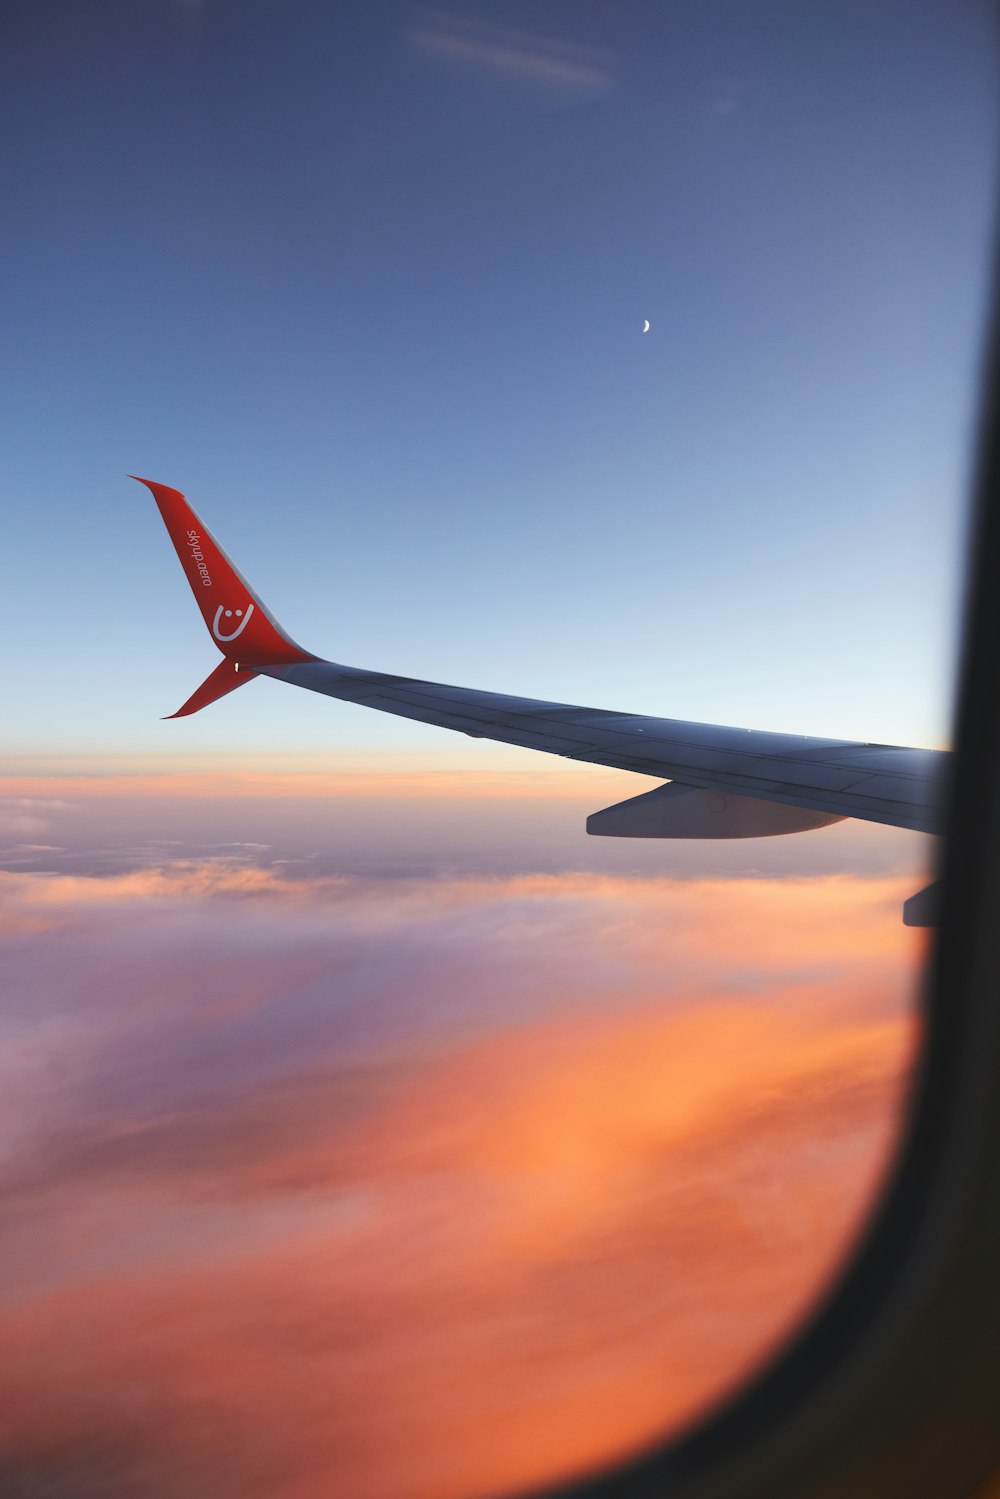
0,798,72,840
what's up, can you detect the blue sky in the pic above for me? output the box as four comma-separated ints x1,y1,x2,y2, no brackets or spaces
2,0,996,759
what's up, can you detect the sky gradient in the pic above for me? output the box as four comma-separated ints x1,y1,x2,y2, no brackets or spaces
1,0,997,757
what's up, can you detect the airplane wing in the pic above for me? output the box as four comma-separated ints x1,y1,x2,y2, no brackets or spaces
134,478,946,857
265,659,943,838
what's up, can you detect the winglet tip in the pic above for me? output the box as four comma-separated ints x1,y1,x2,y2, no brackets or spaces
131,475,190,506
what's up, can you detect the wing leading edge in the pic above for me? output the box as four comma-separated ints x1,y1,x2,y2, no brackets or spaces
135,478,945,871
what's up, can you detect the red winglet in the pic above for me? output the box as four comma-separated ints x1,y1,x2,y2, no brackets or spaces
132,477,316,668
164,658,259,719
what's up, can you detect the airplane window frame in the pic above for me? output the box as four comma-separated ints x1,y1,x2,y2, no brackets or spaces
534,229,1000,1499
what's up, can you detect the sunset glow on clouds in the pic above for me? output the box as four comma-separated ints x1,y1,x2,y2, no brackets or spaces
0,773,927,1498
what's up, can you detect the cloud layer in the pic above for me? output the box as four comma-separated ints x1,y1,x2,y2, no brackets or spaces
0,834,923,1498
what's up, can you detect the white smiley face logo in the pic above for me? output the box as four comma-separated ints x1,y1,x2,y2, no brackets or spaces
212,603,255,642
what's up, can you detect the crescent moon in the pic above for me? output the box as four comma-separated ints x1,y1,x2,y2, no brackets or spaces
642,319,651,333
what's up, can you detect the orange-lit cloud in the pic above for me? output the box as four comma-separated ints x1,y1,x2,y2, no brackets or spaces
0,765,931,900
0,851,922,1498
